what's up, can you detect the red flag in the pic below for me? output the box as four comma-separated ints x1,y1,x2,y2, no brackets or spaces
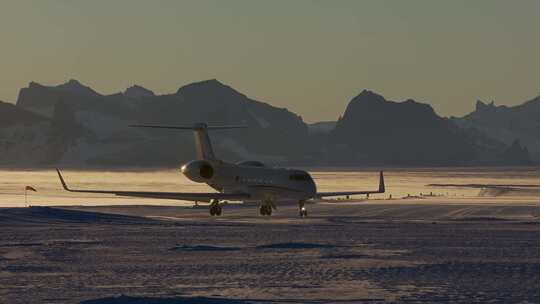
25,186,37,192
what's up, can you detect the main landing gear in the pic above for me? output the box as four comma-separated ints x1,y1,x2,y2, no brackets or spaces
259,205,272,216
298,200,308,217
209,199,222,216
259,198,275,216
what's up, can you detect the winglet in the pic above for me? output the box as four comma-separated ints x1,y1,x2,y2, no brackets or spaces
56,168,70,191
379,171,385,193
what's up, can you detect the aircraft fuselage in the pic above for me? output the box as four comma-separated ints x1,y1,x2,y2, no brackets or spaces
181,160,317,202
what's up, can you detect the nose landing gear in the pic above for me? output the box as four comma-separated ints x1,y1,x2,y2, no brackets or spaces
298,200,307,217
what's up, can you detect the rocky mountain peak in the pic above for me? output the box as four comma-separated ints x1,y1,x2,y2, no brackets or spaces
124,85,155,99
345,89,435,117
177,79,222,92
352,89,387,104
176,79,246,101
55,79,101,97
475,100,497,112
28,81,45,89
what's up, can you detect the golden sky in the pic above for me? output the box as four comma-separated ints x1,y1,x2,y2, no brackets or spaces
1,0,539,122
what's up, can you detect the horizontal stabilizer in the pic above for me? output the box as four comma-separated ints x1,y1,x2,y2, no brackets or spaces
129,123,247,130
129,122,247,160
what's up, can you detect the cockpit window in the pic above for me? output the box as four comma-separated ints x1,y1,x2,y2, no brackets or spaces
289,173,310,181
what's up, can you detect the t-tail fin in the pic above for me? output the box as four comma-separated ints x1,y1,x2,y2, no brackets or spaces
130,123,246,161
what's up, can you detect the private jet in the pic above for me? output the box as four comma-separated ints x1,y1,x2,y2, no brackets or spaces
56,123,385,217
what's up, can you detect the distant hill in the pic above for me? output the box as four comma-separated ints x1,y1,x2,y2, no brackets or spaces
0,100,89,166
137,79,312,162
124,85,155,100
452,97,540,161
0,80,534,167
327,90,527,166
12,79,312,167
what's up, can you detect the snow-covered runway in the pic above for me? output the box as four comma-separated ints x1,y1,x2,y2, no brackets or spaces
1,201,540,303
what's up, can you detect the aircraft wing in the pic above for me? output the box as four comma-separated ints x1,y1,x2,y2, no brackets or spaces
55,169,250,202
316,171,385,198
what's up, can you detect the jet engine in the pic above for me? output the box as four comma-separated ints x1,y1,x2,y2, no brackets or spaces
181,160,214,182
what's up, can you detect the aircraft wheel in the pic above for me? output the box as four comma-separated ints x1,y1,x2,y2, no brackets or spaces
260,205,272,216
298,200,307,217
210,205,221,216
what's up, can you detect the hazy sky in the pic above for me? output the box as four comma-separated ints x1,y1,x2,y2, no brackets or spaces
1,0,539,122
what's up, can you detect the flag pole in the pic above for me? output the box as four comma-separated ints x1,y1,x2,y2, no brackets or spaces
24,186,37,207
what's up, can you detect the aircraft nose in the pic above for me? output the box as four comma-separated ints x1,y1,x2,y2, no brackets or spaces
309,178,317,194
